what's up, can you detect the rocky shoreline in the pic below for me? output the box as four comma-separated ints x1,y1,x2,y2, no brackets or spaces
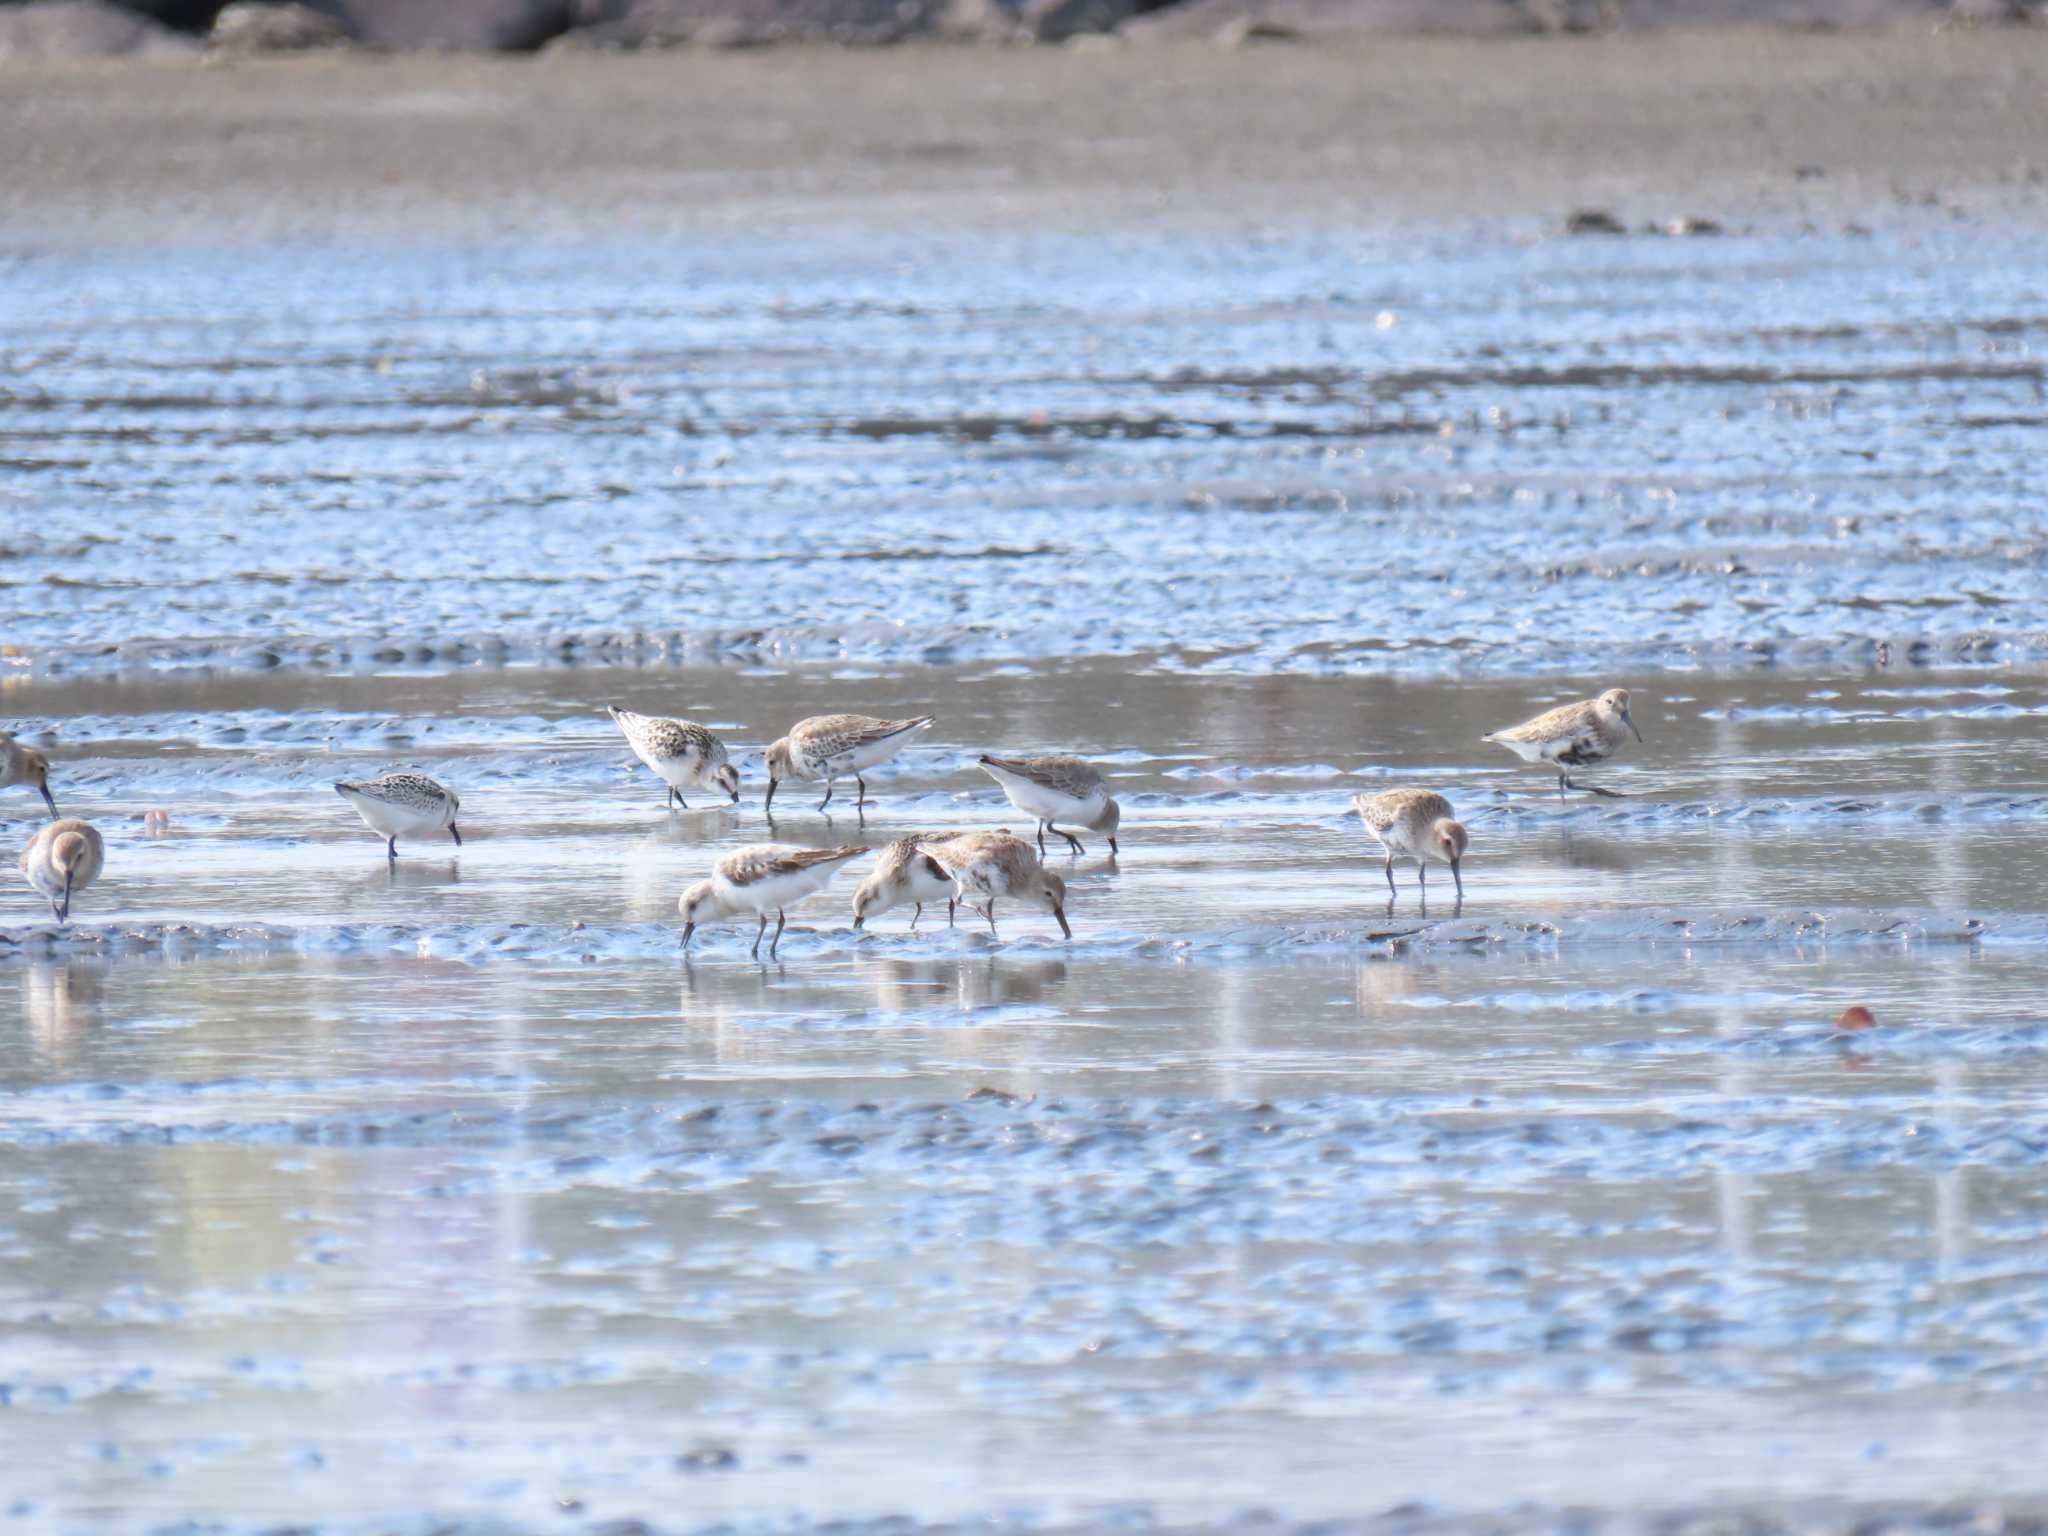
0,0,2039,57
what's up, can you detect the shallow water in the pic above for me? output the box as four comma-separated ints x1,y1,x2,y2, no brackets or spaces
4,223,2048,1532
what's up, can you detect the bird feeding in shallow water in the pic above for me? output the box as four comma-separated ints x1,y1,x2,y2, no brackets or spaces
1353,788,1467,906
680,843,870,959
763,714,933,815
1,733,57,819
19,817,103,923
334,773,461,860
851,833,958,931
976,753,1120,857
1483,687,1643,799
920,830,1071,940
606,705,739,809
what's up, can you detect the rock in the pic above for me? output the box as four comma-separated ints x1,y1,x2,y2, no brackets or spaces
1606,0,1946,23
1016,0,1142,39
551,0,949,45
207,0,350,48
0,0,198,57
1122,0,1539,43
302,0,578,49
1214,14,1303,38
1564,206,1628,235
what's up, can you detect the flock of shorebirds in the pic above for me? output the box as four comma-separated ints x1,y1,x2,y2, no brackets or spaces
2,688,1645,956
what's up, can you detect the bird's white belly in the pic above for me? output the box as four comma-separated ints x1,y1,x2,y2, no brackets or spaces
344,794,445,837
649,751,704,789
1019,781,1103,822
817,735,909,776
724,866,836,913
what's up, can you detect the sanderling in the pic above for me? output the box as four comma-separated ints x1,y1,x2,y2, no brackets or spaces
606,705,739,809
1,733,57,819
763,714,934,815
922,830,1071,940
19,817,103,923
851,833,958,931
680,843,870,959
1354,788,1467,904
1483,687,1643,798
334,772,461,860
977,754,1120,857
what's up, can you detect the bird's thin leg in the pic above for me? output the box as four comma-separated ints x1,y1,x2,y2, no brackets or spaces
1384,853,1397,897
752,913,767,958
667,786,677,808
1418,862,1427,894
856,773,869,807
770,910,787,959
985,900,998,937
1037,821,1048,857
817,777,835,813
387,836,399,862
948,899,957,928
911,903,922,930
1557,771,1569,803
1050,824,1086,856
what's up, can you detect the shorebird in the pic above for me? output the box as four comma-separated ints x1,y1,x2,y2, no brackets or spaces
606,705,739,809
19,818,103,923
977,754,1120,857
851,833,958,931
680,843,870,958
1,733,57,818
1354,789,1467,904
763,714,934,814
334,772,461,860
1483,688,1643,798
922,830,1071,940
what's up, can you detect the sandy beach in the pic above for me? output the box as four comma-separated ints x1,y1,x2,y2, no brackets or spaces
4,26,2048,243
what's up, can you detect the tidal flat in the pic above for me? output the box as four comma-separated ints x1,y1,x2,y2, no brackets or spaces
5,34,2048,1534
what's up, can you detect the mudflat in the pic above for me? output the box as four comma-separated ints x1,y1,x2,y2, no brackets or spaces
3,26,2047,241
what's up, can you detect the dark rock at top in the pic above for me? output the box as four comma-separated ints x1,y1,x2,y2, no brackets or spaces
554,0,953,46
0,0,199,56
297,0,580,49
1122,0,1541,40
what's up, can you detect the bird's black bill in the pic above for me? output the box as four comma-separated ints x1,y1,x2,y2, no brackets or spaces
681,922,696,949
39,785,57,818
764,779,779,811
852,914,865,931
1451,858,1464,900
58,871,72,924
1625,715,1644,743
1053,904,1072,940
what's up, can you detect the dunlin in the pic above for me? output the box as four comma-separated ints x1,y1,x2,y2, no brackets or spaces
977,754,1120,857
851,833,958,931
606,705,739,809
763,714,934,814
334,772,461,860
1483,687,1643,798
680,843,870,958
1,733,57,819
921,830,1071,940
1354,789,1467,904
19,817,103,923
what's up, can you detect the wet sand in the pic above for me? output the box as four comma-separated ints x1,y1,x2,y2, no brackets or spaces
9,26,2048,1535
3,28,2048,242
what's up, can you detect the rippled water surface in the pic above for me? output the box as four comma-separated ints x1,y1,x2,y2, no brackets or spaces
4,224,2048,1533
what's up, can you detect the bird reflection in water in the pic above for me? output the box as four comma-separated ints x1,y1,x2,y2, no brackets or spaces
24,959,105,1068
